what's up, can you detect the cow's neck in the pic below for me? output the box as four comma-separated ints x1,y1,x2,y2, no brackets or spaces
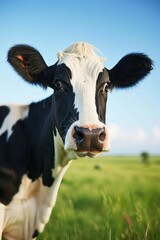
31,131,72,235
23,111,77,236
26,117,73,235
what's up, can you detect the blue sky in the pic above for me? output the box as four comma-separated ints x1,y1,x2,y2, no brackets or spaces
1,0,160,155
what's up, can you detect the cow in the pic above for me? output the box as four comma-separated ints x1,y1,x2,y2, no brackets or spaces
0,42,153,239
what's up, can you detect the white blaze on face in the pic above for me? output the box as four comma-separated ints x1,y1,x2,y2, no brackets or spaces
58,42,110,151
58,42,104,125
72,58,103,124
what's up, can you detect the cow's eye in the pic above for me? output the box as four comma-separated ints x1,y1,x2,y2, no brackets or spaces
55,81,63,89
54,81,65,92
104,82,111,93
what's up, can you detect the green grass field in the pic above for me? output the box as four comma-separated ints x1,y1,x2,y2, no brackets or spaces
38,156,160,240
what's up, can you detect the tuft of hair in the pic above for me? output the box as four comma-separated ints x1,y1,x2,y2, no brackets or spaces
57,42,105,62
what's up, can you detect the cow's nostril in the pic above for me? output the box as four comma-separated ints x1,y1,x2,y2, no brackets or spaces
75,131,84,143
73,126,106,152
98,129,106,143
74,126,84,143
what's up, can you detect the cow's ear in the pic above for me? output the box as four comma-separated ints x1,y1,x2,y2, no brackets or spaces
8,44,50,88
108,53,153,88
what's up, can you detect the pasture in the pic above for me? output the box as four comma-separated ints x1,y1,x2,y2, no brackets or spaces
38,156,160,240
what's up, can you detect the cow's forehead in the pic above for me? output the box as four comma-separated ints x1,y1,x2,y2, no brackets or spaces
57,42,105,85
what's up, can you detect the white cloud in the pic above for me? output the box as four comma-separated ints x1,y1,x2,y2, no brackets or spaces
108,123,160,155
152,126,160,140
108,124,147,143
135,128,146,142
108,123,120,140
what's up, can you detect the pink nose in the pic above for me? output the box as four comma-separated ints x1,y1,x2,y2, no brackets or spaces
73,126,106,151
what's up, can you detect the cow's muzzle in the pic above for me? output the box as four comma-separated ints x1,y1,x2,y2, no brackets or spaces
73,126,106,154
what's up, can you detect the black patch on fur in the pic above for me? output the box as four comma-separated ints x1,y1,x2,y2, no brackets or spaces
108,53,153,88
32,229,39,238
25,97,55,186
0,106,10,128
0,167,21,205
0,116,30,204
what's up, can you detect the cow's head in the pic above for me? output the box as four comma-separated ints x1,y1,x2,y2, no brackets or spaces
8,42,153,158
